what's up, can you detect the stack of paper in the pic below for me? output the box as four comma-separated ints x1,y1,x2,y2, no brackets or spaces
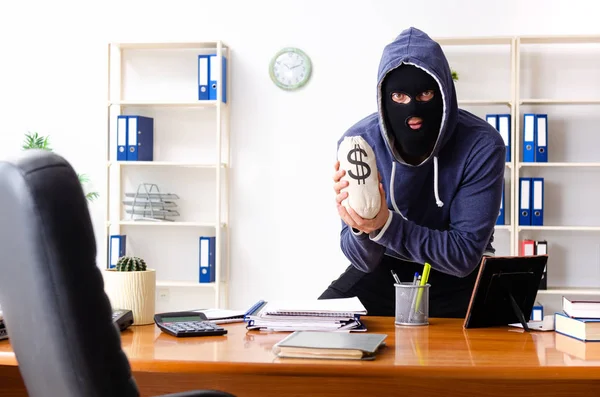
244,296,367,332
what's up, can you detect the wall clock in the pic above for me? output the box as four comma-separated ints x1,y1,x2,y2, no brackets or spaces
269,47,312,90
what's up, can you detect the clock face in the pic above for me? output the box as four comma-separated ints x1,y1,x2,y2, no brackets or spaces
269,48,312,90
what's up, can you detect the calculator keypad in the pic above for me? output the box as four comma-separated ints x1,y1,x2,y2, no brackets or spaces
161,321,226,336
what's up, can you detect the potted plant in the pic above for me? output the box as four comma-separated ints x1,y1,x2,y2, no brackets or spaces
22,132,99,202
451,69,459,81
103,256,156,325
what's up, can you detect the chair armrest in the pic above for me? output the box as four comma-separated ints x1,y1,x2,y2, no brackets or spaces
157,390,235,397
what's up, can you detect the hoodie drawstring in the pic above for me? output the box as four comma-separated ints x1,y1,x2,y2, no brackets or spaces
433,156,444,207
389,158,444,217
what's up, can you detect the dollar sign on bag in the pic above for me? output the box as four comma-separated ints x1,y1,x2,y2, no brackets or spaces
347,144,371,185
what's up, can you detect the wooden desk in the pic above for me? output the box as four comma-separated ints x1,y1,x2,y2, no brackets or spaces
1,317,600,396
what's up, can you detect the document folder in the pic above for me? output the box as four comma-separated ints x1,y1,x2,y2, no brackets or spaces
199,236,215,283
523,114,536,163
209,54,227,103
116,116,128,161
535,114,548,162
198,55,210,100
531,177,544,226
126,116,154,161
108,235,126,269
519,177,532,225
498,114,511,163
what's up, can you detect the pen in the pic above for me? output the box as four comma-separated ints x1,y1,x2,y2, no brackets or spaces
414,262,431,314
391,270,401,284
412,272,419,285
407,275,421,323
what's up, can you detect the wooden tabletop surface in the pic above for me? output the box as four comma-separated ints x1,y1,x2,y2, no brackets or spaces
1,317,598,380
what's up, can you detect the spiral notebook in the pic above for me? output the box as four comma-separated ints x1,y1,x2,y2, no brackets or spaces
244,297,368,332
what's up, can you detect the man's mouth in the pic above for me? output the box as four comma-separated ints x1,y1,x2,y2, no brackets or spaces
407,117,423,130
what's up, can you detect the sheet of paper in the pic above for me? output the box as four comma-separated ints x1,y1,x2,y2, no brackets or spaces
509,315,555,331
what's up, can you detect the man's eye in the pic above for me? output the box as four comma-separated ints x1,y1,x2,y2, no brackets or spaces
417,90,434,101
391,93,410,104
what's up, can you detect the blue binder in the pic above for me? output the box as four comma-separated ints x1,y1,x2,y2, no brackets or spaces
519,177,532,226
108,235,126,269
117,116,128,161
531,302,543,321
522,113,536,163
209,54,227,103
126,115,154,161
535,114,548,162
199,236,216,283
198,55,210,100
531,177,544,226
485,114,497,130
497,114,511,163
496,182,505,225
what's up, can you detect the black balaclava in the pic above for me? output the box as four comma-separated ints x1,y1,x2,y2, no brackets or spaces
382,64,443,160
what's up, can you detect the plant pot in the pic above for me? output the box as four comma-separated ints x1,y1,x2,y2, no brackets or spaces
103,268,156,325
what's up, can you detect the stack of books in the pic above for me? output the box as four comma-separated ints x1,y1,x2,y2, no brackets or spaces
244,296,367,332
555,297,600,342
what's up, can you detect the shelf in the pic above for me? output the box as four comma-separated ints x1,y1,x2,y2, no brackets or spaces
108,161,227,168
518,226,600,232
519,35,600,45
111,42,229,50
520,99,600,105
435,37,513,46
156,280,215,288
494,225,512,231
106,39,230,310
519,162,600,168
458,99,512,106
537,287,600,296
113,221,222,228
109,100,221,107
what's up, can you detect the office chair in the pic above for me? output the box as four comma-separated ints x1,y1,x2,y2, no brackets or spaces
0,150,235,397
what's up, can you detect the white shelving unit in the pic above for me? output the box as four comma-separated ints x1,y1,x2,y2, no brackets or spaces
514,35,600,301
437,35,600,306
105,41,230,310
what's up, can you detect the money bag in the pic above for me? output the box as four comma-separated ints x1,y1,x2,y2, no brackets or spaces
337,136,381,219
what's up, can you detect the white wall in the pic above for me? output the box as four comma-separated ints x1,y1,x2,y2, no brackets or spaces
1,0,600,313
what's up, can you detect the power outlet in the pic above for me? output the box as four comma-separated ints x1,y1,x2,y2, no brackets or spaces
158,287,170,302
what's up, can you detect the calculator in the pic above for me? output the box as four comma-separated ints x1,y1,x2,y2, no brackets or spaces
154,311,228,337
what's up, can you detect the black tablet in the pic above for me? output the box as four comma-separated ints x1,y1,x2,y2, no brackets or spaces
463,255,548,330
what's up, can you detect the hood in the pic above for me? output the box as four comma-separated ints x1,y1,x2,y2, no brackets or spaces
376,27,458,167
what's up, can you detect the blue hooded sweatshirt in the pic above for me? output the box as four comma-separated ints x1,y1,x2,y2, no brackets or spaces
338,27,506,278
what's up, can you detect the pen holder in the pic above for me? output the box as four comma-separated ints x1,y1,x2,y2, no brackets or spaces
394,282,430,326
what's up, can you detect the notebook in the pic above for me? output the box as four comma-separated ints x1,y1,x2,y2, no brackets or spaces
244,297,368,332
272,331,387,360
257,296,367,317
194,308,247,324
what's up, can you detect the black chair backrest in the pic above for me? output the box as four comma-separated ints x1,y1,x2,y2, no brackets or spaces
0,150,139,397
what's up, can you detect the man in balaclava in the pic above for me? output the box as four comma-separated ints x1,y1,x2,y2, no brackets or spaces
381,64,444,165
320,27,506,319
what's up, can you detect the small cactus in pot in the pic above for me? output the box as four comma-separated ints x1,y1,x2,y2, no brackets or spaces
116,256,147,272
103,255,156,325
